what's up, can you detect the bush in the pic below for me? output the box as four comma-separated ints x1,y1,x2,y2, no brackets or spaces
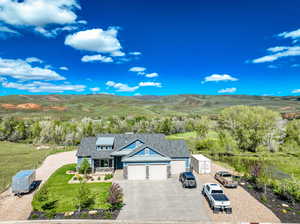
104,174,113,180
97,176,101,181
30,214,39,219
75,181,95,211
35,187,49,202
44,209,56,219
107,183,123,211
103,210,113,219
41,200,57,211
79,158,91,175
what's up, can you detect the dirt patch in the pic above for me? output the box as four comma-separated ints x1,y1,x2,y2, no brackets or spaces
1,103,67,111
45,96,61,102
1,103,42,110
45,106,67,111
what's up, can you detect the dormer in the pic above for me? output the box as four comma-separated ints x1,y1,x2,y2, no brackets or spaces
96,137,114,151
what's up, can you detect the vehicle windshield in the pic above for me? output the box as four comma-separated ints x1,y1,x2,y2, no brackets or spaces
222,173,231,177
186,177,195,180
211,190,223,194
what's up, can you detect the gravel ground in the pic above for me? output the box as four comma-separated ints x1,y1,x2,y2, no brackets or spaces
0,151,76,221
197,162,281,223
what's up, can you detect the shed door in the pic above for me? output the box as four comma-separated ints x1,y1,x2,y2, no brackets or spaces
171,160,186,175
127,165,146,180
149,165,167,180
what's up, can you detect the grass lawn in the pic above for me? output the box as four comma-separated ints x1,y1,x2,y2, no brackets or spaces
0,141,74,193
32,164,112,213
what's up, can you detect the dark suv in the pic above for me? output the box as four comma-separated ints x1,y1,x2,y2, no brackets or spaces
179,172,197,188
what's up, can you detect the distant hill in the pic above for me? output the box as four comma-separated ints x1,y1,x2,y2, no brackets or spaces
0,94,300,119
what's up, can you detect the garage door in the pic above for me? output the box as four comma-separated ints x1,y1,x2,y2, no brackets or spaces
149,165,167,180
127,165,146,180
171,160,186,175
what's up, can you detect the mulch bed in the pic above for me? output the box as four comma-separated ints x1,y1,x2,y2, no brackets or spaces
240,180,300,223
29,209,120,220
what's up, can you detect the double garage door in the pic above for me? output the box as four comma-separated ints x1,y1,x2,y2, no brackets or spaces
127,165,167,180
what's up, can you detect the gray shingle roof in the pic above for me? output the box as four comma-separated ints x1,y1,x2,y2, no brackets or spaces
76,133,190,159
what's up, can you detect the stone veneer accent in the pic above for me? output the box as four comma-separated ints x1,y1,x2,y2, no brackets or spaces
167,165,171,178
123,166,128,179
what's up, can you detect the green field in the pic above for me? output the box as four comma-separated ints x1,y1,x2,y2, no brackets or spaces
0,142,74,193
32,164,112,212
1,94,300,119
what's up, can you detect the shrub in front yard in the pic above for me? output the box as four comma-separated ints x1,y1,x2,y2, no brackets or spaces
79,158,91,175
104,174,113,180
75,181,95,212
107,183,123,211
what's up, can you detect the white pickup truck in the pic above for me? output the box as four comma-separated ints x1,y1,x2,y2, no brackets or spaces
202,183,232,214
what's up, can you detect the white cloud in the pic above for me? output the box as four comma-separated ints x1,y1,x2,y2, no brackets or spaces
218,87,237,93
81,54,113,63
251,46,300,63
34,24,80,38
202,74,238,83
2,81,85,93
90,87,100,92
129,67,146,73
129,52,141,56
0,0,80,27
0,25,20,38
134,93,142,96
0,57,65,81
292,89,300,93
59,66,69,71
25,57,43,63
139,82,162,87
110,51,125,57
106,81,139,92
65,27,123,55
278,28,300,40
145,72,159,78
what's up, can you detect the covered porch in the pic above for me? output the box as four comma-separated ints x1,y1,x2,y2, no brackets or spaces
92,158,114,173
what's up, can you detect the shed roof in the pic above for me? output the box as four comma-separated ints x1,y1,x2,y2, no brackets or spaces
14,170,35,179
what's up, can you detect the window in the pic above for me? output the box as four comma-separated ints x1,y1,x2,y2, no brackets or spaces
145,148,150,156
99,159,113,167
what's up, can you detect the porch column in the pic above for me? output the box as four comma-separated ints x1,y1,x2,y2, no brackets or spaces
112,158,115,170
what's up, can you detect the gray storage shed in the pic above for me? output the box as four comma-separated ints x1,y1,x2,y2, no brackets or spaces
12,170,36,194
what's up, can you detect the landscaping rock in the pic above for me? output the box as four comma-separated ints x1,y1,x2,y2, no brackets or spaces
64,211,74,217
282,203,289,208
88,210,98,215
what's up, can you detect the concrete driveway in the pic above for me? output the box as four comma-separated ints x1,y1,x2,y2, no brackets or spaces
116,176,211,222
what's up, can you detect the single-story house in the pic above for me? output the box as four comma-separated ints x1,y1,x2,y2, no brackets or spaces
76,133,190,180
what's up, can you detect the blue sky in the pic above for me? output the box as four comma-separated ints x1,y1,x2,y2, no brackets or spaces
0,0,300,96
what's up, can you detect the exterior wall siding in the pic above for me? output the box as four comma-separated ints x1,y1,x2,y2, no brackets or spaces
171,157,190,169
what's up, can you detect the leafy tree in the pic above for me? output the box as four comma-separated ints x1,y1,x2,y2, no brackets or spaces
75,181,94,212
219,106,281,152
285,120,300,146
79,158,91,175
194,116,210,139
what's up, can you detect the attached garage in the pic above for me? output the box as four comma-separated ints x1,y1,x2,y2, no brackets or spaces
127,165,146,180
148,165,167,180
171,160,186,175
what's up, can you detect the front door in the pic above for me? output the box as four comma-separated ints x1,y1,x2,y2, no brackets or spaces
114,156,123,169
